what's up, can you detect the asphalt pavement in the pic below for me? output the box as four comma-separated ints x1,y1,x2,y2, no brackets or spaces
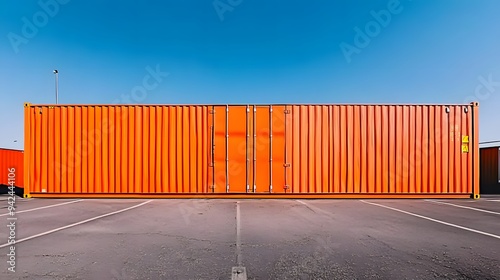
0,196,499,279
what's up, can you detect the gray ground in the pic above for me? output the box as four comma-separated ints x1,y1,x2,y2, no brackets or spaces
0,196,499,279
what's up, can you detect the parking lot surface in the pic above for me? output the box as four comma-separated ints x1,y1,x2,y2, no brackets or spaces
1,196,499,279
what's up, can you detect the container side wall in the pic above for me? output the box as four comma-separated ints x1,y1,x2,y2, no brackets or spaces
0,149,24,188
28,105,209,195
285,104,474,195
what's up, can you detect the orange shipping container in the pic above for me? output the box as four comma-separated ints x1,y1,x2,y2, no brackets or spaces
0,148,24,188
23,103,480,199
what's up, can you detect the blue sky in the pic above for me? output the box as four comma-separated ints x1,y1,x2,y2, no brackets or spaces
1,0,500,149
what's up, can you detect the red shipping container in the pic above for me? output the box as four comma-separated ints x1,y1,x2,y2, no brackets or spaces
0,148,24,188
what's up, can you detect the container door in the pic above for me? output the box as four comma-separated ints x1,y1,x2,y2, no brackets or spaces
252,106,270,192
212,105,248,193
250,105,287,193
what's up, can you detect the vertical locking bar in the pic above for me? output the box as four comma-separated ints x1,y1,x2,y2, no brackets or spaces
284,105,288,192
246,105,250,192
211,106,215,192
269,105,273,193
253,105,257,193
328,105,332,193
226,105,229,193
210,125,214,168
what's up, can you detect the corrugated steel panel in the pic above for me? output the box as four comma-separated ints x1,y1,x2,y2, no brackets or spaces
479,147,500,194
285,105,476,195
23,103,479,198
24,105,209,195
0,148,24,188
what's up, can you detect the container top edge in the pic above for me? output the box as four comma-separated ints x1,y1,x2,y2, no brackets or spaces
25,103,477,107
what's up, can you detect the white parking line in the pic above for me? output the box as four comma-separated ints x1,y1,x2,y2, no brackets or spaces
231,201,247,280
236,201,242,267
486,200,500,202
425,200,500,216
360,200,500,240
0,200,152,248
232,201,247,280
0,199,84,217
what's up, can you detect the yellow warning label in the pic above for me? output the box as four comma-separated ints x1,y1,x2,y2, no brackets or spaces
462,135,469,143
462,144,469,153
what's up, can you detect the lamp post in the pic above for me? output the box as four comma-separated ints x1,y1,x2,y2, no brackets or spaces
53,69,59,104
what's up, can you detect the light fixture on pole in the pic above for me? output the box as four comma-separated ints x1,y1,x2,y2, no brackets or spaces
53,69,59,104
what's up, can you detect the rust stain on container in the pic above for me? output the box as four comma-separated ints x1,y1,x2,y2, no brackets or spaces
0,148,24,188
23,103,479,198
